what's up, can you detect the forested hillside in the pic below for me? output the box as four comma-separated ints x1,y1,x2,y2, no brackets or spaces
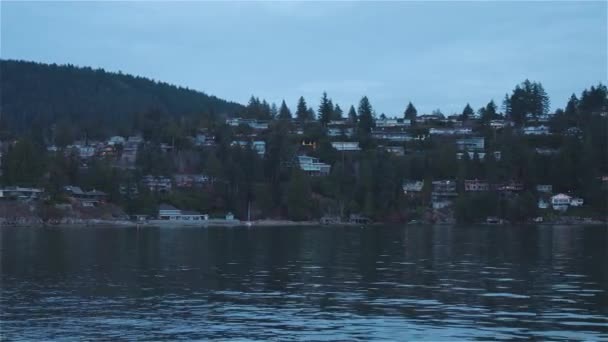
0,60,244,138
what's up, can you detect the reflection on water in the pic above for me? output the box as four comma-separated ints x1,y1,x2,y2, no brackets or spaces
1,225,607,340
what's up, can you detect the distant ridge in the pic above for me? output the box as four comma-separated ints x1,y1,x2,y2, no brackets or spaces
0,59,244,134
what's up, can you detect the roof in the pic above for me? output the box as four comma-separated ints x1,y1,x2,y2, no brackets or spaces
87,190,107,196
64,186,85,195
159,204,179,211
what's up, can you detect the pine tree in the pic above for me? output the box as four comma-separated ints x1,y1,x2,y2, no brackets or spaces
318,92,333,126
270,103,278,119
332,104,344,120
565,94,578,117
357,96,375,136
306,108,316,121
278,100,292,120
404,102,417,120
462,103,474,120
296,96,309,122
348,105,358,124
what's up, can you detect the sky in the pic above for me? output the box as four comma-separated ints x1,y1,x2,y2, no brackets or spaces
1,1,606,116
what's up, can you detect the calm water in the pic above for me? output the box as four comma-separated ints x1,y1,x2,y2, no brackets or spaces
1,225,607,341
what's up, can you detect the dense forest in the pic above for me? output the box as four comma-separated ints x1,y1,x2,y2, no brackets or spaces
0,60,244,138
1,60,607,224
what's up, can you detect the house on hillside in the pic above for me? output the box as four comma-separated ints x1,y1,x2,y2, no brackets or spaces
375,118,411,128
523,125,550,135
371,130,413,142
173,174,209,188
536,184,553,193
383,146,405,156
0,187,45,201
402,180,424,196
297,155,331,176
141,175,172,192
464,179,489,192
63,186,107,206
252,141,266,156
456,137,485,151
429,128,472,136
331,142,360,152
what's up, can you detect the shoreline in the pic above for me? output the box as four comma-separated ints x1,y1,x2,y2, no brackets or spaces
1,219,606,229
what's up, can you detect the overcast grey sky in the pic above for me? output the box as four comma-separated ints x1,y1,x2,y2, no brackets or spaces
1,1,606,115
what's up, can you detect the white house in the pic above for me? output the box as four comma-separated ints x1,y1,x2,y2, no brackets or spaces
429,128,472,136
0,187,45,201
331,141,360,151
456,137,485,151
523,125,550,135
570,197,584,207
158,204,208,221
252,141,266,156
464,179,489,191
402,180,424,195
371,131,413,142
551,193,571,211
375,118,411,128
108,136,126,145
297,155,331,176
536,184,553,193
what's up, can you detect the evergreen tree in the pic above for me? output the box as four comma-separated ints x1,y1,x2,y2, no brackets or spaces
278,100,292,120
332,104,344,120
296,96,309,122
565,94,579,117
318,92,333,126
404,102,417,120
270,103,278,119
462,103,474,120
480,100,498,123
307,108,316,121
357,96,375,136
348,105,358,124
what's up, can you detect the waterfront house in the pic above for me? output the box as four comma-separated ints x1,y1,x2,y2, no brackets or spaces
431,180,458,209
331,142,361,152
551,193,571,211
297,155,331,176
158,204,208,221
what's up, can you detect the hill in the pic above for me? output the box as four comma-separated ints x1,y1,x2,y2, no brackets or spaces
0,59,244,137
